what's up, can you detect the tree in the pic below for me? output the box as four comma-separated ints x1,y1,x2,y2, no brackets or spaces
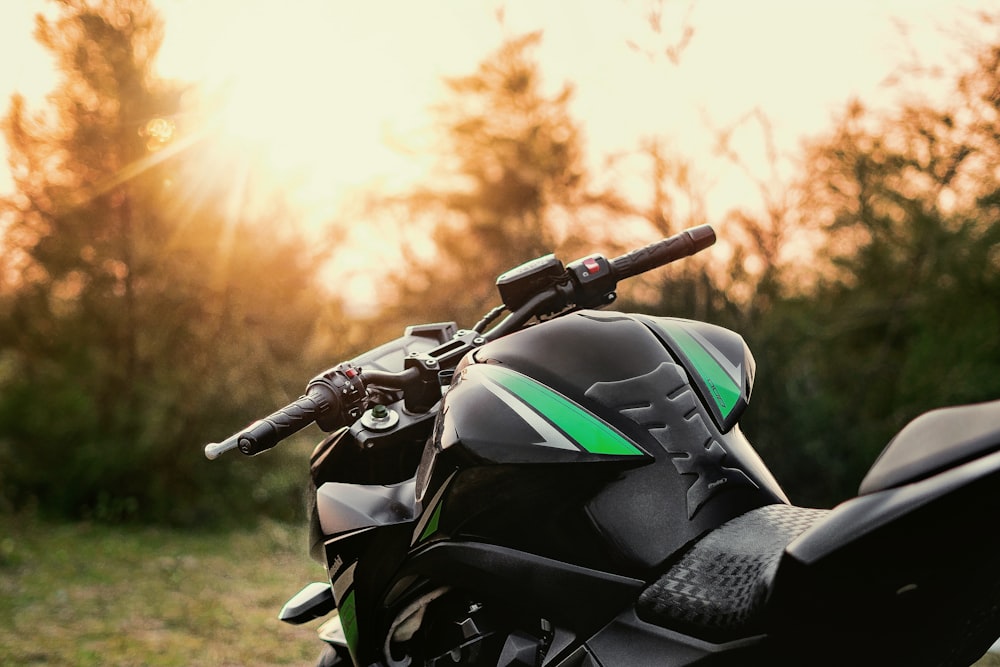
0,0,338,524
614,14,1000,508
739,19,1000,506
373,32,625,331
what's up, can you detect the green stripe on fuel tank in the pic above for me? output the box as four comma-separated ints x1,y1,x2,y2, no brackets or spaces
484,366,644,456
659,322,741,419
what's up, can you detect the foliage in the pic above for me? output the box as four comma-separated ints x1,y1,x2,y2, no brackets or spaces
608,15,1000,508
375,32,627,331
612,136,732,323
732,28,1000,506
0,0,338,524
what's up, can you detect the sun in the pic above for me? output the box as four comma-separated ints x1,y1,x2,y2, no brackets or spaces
148,0,498,309
155,1,427,228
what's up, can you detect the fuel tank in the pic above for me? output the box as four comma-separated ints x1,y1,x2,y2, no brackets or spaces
423,310,788,571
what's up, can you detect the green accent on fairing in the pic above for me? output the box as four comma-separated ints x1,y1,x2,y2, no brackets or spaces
418,500,443,543
484,366,644,456
659,322,741,418
339,589,359,663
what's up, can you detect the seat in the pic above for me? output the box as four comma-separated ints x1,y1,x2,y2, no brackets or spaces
859,399,1000,495
636,503,827,640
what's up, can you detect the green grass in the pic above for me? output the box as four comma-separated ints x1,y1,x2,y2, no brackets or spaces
0,516,327,666
2,516,999,666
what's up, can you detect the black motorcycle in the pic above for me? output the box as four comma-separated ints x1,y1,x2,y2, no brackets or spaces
206,225,1000,666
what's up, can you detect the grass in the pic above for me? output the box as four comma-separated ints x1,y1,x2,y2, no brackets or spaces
1,515,999,666
0,516,328,666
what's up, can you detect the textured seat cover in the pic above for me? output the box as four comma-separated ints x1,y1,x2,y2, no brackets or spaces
859,399,1000,495
636,503,827,639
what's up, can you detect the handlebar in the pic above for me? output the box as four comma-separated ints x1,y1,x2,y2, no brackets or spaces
204,362,419,459
205,385,337,459
205,225,717,460
609,224,716,281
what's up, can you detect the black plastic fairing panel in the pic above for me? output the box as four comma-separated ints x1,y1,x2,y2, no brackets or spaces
859,399,1000,494
315,478,417,536
395,540,644,635
580,609,767,667
788,446,1000,565
349,322,456,373
767,447,1000,666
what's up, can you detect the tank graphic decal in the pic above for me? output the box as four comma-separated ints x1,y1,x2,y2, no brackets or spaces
417,501,443,543
656,321,742,419
586,361,758,519
339,588,359,662
479,365,644,457
480,375,579,451
412,470,456,546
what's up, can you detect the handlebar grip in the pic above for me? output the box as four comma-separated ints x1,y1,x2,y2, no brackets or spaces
204,364,368,460
235,388,333,456
610,224,716,280
204,385,338,459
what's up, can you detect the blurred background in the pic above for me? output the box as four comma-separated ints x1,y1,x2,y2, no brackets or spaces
1,0,999,664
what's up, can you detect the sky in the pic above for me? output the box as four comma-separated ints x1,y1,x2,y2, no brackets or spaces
0,0,988,257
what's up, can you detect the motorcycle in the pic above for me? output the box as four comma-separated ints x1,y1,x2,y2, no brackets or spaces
205,225,1000,666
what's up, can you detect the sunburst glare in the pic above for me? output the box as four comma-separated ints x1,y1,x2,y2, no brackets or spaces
157,1,415,235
